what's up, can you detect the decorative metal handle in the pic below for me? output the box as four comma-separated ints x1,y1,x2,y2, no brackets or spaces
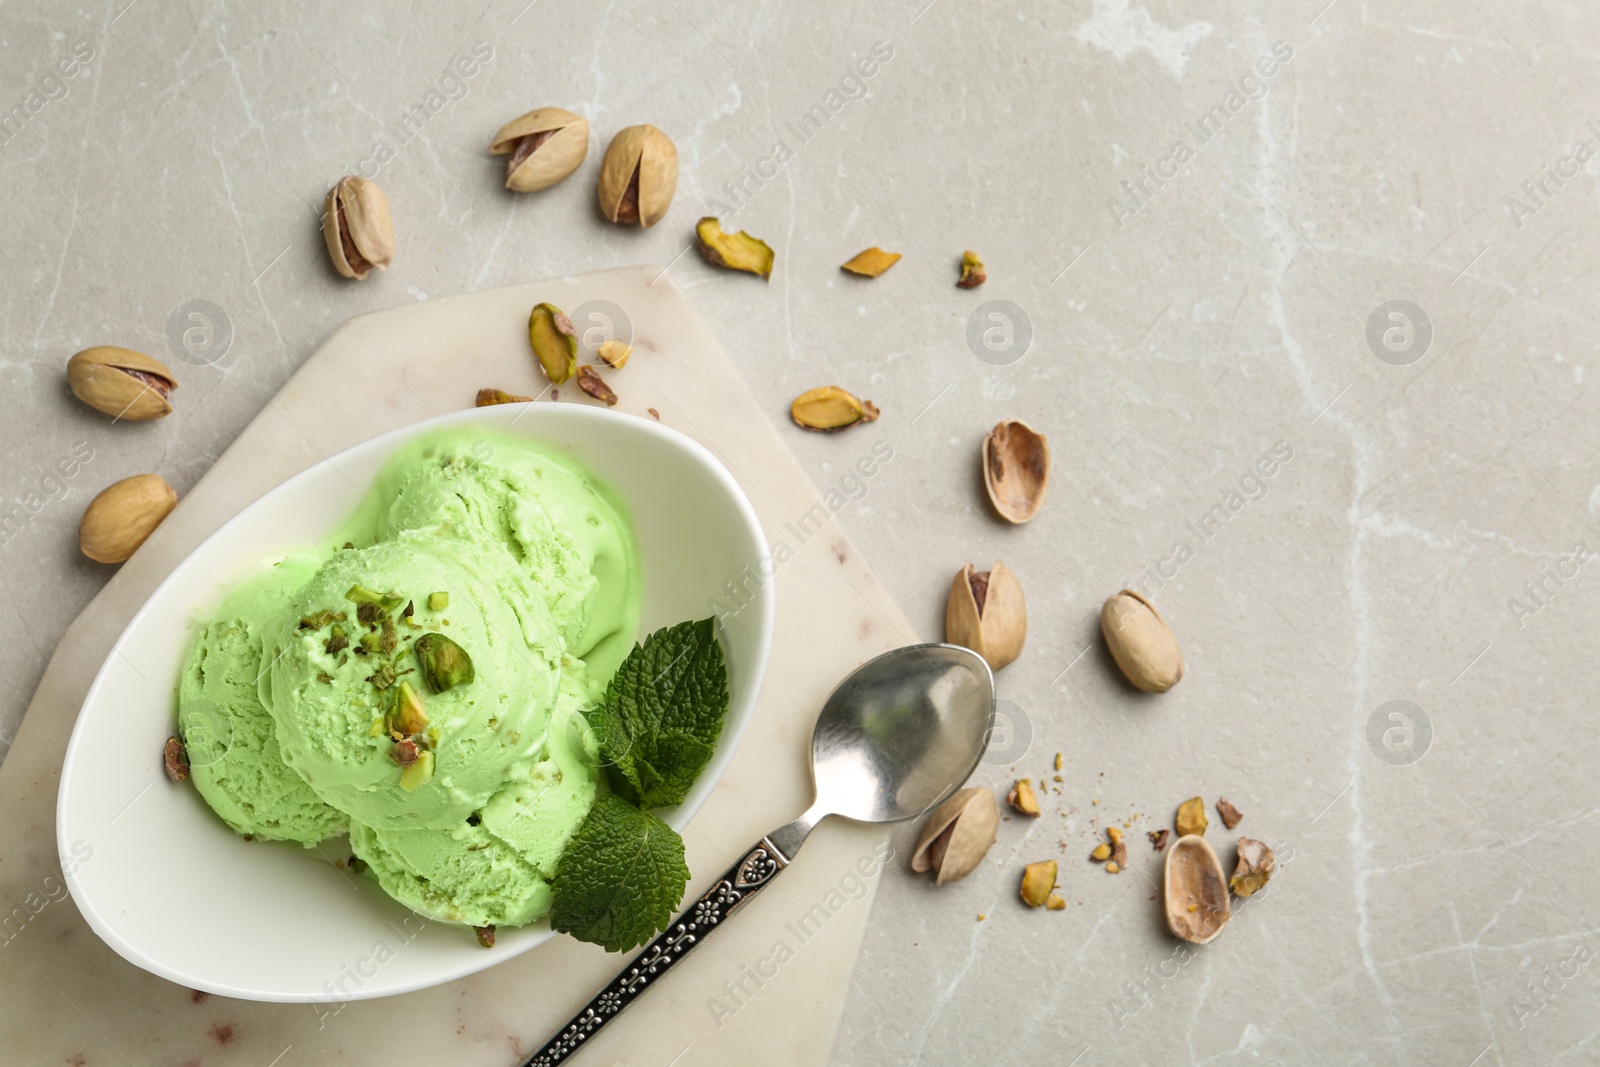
523,835,791,1066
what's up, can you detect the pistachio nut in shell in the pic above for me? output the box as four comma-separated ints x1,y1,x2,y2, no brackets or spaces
910,787,999,886
78,474,177,563
1164,834,1230,944
983,419,1050,524
1100,589,1184,692
790,386,879,431
597,124,677,227
528,303,577,384
945,561,1026,671
490,107,589,192
67,346,177,421
695,216,774,280
323,175,394,280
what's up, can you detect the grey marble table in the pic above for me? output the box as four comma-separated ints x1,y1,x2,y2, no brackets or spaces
4,1,1599,1064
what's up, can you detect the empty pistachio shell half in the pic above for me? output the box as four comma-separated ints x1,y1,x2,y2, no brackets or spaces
323,175,394,280
78,474,177,563
841,247,901,277
983,419,1050,524
67,346,177,421
910,787,998,886
597,124,677,227
1020,860,1058,908
945,561,1026,671
490,107,589,192
528,303,577,384
1101,589,1184,692
695,216,774,279
1230,837,1276,897
791,386,879,431
1164,834,1230,944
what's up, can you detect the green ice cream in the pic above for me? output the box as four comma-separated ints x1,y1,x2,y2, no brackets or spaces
175,427,641,928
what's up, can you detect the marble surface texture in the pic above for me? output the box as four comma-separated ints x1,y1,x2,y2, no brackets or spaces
4,0,1600,1064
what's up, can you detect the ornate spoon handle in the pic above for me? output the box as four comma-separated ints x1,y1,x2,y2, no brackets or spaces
522,834,793,1066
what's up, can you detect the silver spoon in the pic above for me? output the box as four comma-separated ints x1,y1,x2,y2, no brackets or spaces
526,643,996,1066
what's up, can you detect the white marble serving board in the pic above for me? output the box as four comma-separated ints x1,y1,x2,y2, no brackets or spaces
0,265,915,1066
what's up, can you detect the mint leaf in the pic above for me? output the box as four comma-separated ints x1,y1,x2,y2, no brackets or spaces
586,618,729,809
550,794,689,952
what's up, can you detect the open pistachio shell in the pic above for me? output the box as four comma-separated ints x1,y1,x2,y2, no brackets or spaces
696,216,774,279
1164,834,1230,944
490,108,589,192
983,418,1050,524
323,176,394,280
67,346,177,421
945,561,1026,671
910,787,998,886
1101,589,1184,692
597,124,677,228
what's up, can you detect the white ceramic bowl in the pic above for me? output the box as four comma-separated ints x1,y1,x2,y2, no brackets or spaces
57,404,773,1002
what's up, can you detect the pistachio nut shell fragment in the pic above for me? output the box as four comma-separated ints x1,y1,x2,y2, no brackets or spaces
841,247,901,277
1175,796,1208,837
78,474,177,563
1230,837,1276,897
1101,589,1184,692
945,561,1026,671
957,250,987,289
1164,834,1230,944
576,365,618,406
323,175,394,280
1020,860,1058,908
597,124,677,227
790,386,879,431
910,787,998,886
695,216,774,279
529,302,578,384
490,107,589,192
983,419,1050,524
67,346,177,421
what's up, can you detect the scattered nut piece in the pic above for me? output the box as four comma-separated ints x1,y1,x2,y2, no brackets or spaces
1164,834,1230,944
1020,860,1057,908
1176,796,1208,838
1054,752,1063,772
388,738,420,767
956,249,987,289
841,247,901,277
576,365,619,406
911,787,999,886
945,560,1027,671
1101,590,1184,692
1216,798,1243,830
1230,838,1276,897
597,124,678,227
528,303,578,384
490,108,588,192
1105,861,1120,874
1045,893,1066,911
476,388,532,407
1108,826,1128,870
1007,779,1040,817
68,347,177,421
1090,843,1111,862
695,216,775,279
790,385,879,431
475,925,497,948
647,407,660,421
163,736,189,782
79,474,178,564
1149,829,1170,851
323,175,394,280
983,419,1050,524
597,340,632,368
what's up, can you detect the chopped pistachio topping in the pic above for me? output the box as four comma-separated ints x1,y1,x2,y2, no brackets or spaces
428,591,449,611
414,632,475,692
388,680,429,736
380,617,399,654
399,749,435,792
299,609,340,630
325,624,349,655
346,584,403,612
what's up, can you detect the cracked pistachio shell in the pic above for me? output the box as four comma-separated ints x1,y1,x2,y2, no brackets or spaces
1101,589,1184,692
67,346,177,421
910,787,999,886
528,303,577,384
983,418,1050,523
78,474,177,564
597,124,677,228
1164,834,1230,944
490,108,589,192
1230,837,1276,898
323,176,394,280
945,561,1026,671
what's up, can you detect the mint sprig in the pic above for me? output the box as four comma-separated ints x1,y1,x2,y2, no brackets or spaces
550,794,689,952
585,617,730,809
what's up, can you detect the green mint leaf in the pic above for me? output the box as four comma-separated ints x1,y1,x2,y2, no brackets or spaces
586,617,729,809
550,794,689,952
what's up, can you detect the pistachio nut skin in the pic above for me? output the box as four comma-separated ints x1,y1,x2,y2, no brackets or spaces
597,124,677,228
910,787,999,886
323,175,395,280
490,108,589,192
67,346,177,421
945,561,1026,671
78,474,177,563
